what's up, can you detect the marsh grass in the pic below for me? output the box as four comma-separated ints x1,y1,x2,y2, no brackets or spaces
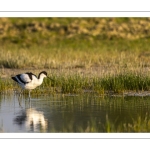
0,78,14,92
1,39,150,70
46,72,150,94
1,71,150,95
94,73,150,94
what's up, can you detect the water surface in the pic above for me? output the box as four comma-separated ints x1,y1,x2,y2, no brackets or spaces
0,93,150,132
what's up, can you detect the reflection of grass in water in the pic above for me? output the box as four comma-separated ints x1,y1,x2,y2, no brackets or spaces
106,113,150,132
1,93,150,133
49,114,150,133
45,95,150,133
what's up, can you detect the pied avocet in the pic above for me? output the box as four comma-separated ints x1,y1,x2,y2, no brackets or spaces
11,71,50,100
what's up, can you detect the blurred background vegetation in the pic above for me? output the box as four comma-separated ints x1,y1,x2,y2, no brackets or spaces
0,17,150,76
1,18,150,46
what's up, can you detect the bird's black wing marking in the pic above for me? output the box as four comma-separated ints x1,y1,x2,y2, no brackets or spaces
25,72,33,80
12,77,20,83
16,74,28,84
26,72,37,80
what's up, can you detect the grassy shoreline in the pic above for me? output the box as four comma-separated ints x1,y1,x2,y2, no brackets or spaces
1,69,150,95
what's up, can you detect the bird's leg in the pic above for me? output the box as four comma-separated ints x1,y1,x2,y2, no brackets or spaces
18,96,23,108
17,90,23,108
28,90,31,108
28,90,31,101
19,89,23,97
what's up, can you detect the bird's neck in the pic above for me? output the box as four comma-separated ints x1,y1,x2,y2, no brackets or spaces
35,77,44,86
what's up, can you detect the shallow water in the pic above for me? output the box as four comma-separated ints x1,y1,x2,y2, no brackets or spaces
1,93,150,132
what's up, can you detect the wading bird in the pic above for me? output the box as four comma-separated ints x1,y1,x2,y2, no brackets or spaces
11,71,50,100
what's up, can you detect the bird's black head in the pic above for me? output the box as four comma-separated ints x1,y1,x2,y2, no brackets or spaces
38,71,47,78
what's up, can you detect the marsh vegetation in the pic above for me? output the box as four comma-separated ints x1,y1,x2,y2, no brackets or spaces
0,18,150,94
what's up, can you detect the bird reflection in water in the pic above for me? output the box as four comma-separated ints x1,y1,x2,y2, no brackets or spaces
14,108,48,132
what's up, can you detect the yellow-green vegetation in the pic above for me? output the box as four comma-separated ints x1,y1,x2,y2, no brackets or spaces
49,115,150,132
3,72,150,95
88,114,150,132
1,17,150,94
1,17,150,69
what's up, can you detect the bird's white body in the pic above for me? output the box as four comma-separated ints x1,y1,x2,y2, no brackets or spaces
12,71,48,99
15,73,46,90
